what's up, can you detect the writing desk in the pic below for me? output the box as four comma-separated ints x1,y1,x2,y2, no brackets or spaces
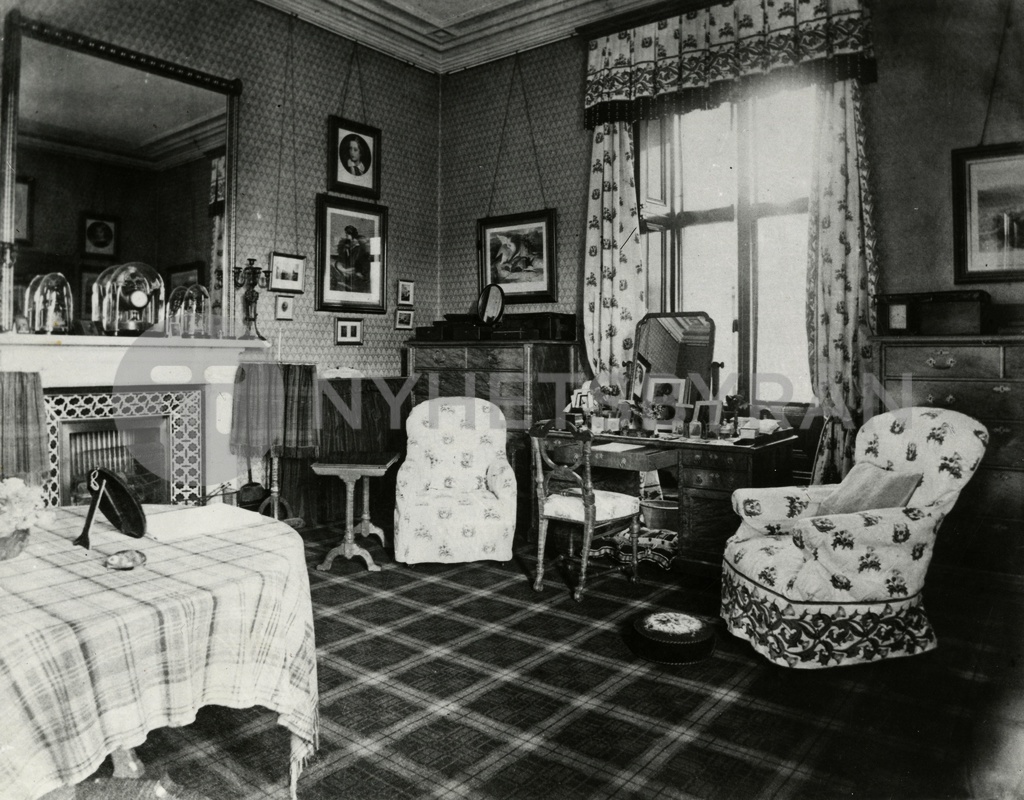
0,504,318,800
541,429,796,566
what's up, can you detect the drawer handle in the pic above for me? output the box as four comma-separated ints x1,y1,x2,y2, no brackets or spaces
994,385,1012,394
432,350,446,364
991,426,1013,437
924,356,956,370
925,393,956,405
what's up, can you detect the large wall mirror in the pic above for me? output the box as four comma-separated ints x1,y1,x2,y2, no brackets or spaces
0,10,241,333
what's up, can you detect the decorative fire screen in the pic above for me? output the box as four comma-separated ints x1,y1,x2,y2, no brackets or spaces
44,388,203,507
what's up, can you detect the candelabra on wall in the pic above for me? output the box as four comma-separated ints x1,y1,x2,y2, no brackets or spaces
233,257,269,340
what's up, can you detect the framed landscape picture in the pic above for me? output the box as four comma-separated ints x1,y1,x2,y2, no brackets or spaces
477,209,557,303
952,141,1024,283
315,194,387,314
269,251,306,294
328,115,381,200
395,308,413,330
397,279,414,307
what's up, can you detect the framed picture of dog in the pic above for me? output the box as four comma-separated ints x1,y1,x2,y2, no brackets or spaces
477,209,557,304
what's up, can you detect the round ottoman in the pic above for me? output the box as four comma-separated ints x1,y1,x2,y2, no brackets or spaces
631,611,716,665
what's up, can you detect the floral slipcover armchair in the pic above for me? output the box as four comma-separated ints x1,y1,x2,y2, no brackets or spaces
720,407,988,668
394,397,516,564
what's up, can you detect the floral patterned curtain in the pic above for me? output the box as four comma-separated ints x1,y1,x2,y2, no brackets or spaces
584,0,875,127
583,123,646,396
807,79,878,483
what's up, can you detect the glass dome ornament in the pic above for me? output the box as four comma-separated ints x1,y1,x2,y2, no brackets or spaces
182,283,212,338
23,274,43,330
28,272,73,334
165,285,189,337
96,262,164,336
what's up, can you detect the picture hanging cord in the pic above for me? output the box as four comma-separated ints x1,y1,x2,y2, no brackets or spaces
979,0,1013,146
338,44,369,124
487,53,547,217
272,14,301,254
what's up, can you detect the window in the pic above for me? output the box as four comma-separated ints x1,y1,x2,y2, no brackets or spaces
639,86,816,407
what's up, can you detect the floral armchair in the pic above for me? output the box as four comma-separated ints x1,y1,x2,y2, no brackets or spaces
720,407,988,668
393,397,516,564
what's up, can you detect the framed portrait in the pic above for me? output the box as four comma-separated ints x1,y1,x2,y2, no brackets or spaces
15,176,33,245
166,261,204,290
315,194,387,313
397,279,415,307
335,317,363,345
269,251,306,294
477,209,557,304
395,308,414,330
952,142,1024,283
275,294,295,321
629,354,651,405
328,115,381,200
81,212,119,259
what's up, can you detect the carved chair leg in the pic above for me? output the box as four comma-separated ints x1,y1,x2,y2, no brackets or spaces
575,520,595,602
628,515,641,583
533,517,548,592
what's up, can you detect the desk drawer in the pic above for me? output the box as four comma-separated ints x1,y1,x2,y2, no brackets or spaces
680,467,746,492
679,449,748,471
467,347,525,371
885,346,1000,379
413,347,467,370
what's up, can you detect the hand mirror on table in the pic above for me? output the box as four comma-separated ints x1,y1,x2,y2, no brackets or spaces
73,467,147,549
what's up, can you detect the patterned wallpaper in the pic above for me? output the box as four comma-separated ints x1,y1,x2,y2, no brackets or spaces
439,40,592,324
3,0,595,376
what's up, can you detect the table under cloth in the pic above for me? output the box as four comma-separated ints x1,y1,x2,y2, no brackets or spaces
0,504,319,800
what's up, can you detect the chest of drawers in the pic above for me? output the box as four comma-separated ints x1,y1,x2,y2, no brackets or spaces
404,341,579,431
875,335,1024,575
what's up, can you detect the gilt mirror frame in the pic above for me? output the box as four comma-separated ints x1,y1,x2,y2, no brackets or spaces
0,10,243,333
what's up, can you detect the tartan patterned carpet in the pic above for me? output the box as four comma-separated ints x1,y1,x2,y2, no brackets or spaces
78,523,1016,800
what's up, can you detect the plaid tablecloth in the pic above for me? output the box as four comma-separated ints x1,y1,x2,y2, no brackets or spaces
0,504,319,800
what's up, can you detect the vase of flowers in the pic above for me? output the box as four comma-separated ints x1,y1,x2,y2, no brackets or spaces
0,477,51,560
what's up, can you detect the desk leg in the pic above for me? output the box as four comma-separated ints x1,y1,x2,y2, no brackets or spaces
317,477,381,573
356,475,386,548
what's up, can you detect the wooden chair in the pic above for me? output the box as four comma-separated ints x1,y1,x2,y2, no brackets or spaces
529,419,642,601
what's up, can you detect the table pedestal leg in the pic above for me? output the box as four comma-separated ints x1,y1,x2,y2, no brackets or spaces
355,475,386,548
317,477,381,573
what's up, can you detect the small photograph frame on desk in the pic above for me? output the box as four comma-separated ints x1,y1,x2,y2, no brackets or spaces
630,355,651,405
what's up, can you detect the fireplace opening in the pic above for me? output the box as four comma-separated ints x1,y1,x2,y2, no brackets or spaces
59,416,171,505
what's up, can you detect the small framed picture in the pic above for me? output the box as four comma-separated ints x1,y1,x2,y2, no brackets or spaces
275,294,295,321
397,279,415,307
395,308,414,330
629,354,651,405
81,212,119,259
335,317,363,345
15,176,33,245
269,251,306,294
328,116,381,200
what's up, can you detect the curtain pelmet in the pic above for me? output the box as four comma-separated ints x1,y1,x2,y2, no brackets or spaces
584,0,875,128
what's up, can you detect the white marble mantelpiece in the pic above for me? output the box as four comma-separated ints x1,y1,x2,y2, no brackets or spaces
0,332,268,389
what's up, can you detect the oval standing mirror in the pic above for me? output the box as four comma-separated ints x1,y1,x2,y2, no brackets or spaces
477,282,505,326
629,312,716,406
0,11,241,334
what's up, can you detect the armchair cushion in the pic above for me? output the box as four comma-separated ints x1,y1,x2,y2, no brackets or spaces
816,461,923,516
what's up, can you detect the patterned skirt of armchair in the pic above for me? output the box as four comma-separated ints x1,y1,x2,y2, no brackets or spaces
720,407,988,668
393,397,516,564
